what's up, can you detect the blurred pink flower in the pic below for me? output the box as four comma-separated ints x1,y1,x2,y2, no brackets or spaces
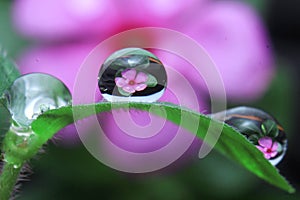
14,0,274,101
13,0,274,156
256,137,278,159
13,0,204,40
184,1,274,100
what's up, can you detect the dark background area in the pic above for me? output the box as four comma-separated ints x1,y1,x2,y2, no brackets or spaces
267,0,300,187
0,0,300,199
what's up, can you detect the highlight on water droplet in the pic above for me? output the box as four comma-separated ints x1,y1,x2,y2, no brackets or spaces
13,164,21,169
4,73,72,127
210,107,287,165
98,48,167,102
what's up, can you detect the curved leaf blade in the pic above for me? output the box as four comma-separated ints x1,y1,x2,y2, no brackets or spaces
31,102,295,193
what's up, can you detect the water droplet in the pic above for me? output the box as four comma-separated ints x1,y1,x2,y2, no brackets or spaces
13,164,21,169
210,107,287,165
98,48,167,102
4,73,72,127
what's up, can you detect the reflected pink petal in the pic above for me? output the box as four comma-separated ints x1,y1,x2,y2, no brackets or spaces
256,145,265,152
270,151,278,158
135,72,148,83
122,85,136,93
135,83,147,91
258,137,272,148
271,141,278,151
264,154,271,159
115,77,127,87
122,69,137,80
256,137,278,159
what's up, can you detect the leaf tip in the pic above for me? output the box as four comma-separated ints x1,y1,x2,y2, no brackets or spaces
288,186,296,194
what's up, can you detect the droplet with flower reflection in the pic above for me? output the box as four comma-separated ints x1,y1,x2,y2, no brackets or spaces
98,48,167,102
210,107,287,165
4,73,72,128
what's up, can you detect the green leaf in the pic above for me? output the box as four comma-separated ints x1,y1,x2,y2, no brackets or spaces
118,87,131,96
0,48,20,96
0,101,11,137
31,102,295,193
0,48,20,143
146,73,158,87
262,119,279,138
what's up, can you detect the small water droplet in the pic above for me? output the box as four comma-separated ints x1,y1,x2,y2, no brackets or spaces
210,107,287,165
39,104,50,113
4,73,72,127
98,48,167,102
13,164,20,169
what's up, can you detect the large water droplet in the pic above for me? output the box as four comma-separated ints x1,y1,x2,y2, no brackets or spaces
4,73,72,127
210,107,287,165
98,48,167,102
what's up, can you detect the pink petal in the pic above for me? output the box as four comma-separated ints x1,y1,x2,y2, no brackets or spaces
113,0,205,31
256,145,265,153
270,151,278,158
256,146,274,159
135,72,148,83
122,85,136,93
115,77,127,87
271,141,278,151
264,153,271,159
135,83,147,91
184,1,274,101
142,0,204,19
17,43,95,91
12,0,119,40
258,137,273,148
122,69,137,80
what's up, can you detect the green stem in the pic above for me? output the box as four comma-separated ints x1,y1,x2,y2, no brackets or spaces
0,128,40,200
0,162,23,200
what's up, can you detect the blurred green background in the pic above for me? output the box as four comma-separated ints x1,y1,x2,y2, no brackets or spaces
1,0,300,199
